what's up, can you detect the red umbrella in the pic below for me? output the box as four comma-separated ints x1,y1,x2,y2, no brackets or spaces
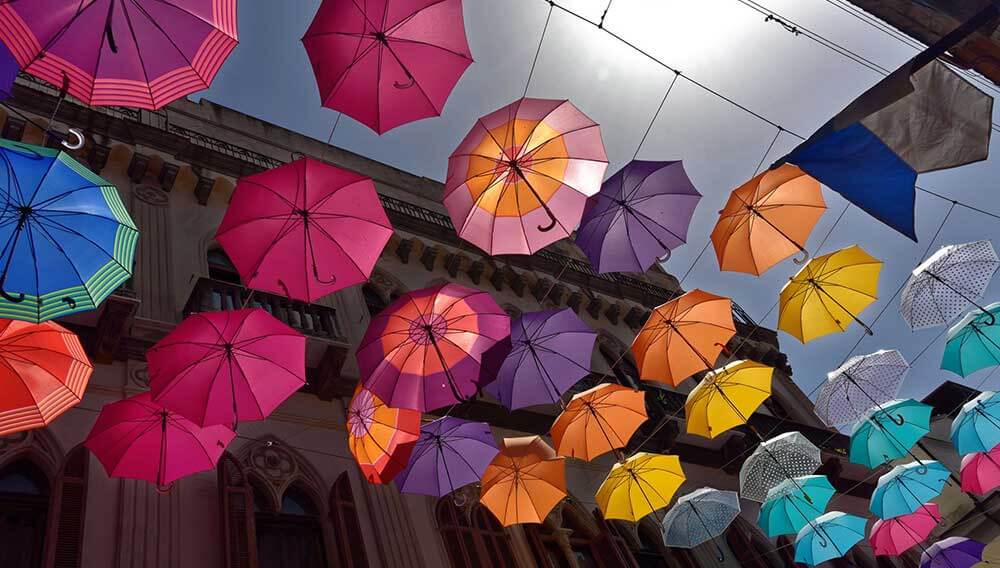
216,158,393,303
302,0,473,134
85,392,235,488
148,309,306,427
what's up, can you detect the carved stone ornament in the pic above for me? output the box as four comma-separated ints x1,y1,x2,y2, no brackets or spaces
133,183,170,207
248,441,298,488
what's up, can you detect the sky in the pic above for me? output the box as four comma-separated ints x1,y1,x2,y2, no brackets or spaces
198,0,1000,405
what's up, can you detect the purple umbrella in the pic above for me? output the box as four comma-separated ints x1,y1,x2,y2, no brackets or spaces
0,43,17,100
575,160,701,274
921,537,985,568
395,417,499,497
483,309,597,410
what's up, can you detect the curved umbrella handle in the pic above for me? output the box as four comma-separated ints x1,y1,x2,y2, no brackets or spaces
0,275,25,304
714,544,726,563
62,297,76,309
393,75,416,89
61,128,85,151
277,279,292,301
889,413,906,427
985,311,997,327
312,263,337,285
537,209,557,232
656,249,672,263
792,249,809,265
816,530,829,548
155,482,175,495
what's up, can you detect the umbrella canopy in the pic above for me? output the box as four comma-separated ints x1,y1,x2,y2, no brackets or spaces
575,160,701,274
684,360,772,439
921,537,986,568
346,385,420,485
900,241,1000,330
0,43,16,100
942,303,1000,377
483,308,596,410
661,488,740,555
815,349,909,427
850,398,932,468
960,442,1000,494
870,502,940,557
302,0,472,134
740,431,822,502
951,391,1000,455
147,309,306,427
358,283,509,412
550,383,648,461
85,392,235,487
794,511,868,567
632,289,736,388
778,245,883,343
216,158,393,303
444,97,608,255
0,319,92,436
595,452,685,522
480,436,566,526
0,0,238,109
395,416,498,497
759,475,835,538
871,461,950,520
711,164,826,276
0,140,137,323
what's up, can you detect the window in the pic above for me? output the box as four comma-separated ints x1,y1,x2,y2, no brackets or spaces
599,343,639,388
330,473,368,568
208,248,242,285
255,483,327,568
53,447,89,568
362,285,387,316
437,499,515,568
0,460,50,568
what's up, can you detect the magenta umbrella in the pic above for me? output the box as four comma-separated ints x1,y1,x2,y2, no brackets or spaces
216,158,394,303
870,502,940,557
961,442,1000,494
148,309,306,427
85,392,235,488
302,0,473,134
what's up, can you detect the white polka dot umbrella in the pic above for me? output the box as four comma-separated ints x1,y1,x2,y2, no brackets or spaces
739,431,822,502
900,240,999,330
814,349,909,427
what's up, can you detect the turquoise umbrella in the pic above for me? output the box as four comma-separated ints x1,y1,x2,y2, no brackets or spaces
942,303,1000,377
849,398,931,468
759,475,834,537
794,511,867,567
951,391,1000,456
870,461,949,520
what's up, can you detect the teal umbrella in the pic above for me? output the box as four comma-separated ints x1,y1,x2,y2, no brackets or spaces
870,461,949,520
942,303,1000,377
951,391,1000,455
759,475,835,537
849,398,931,468
794,511,867,567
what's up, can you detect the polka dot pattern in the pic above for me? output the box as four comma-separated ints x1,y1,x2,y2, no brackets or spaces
739,431,822,502
900,240,999,330
815,349,908,427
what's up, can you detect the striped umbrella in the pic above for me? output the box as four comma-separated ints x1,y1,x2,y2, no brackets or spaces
346,385,420,485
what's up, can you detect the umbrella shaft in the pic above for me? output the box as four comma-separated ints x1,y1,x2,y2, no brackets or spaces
813,284,873,335
429,334,466,403
928,272,993,322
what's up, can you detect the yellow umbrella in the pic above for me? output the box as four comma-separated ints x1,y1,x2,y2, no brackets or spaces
778,244,882,343
596,452,685,522
685,360,773,439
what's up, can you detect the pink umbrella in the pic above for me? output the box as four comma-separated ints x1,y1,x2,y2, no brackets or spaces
961,443,1000,494
870,502,940,557
302,0,473,134
216,158,393,303
148,309,306,427
85,392,235,488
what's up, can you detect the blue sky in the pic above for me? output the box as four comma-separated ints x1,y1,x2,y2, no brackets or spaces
198,0,1000,404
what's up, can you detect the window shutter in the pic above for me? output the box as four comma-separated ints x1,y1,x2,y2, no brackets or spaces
330,473,369,568
53,447,88,568
218,453,258,568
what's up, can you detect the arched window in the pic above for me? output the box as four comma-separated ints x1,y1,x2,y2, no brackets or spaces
437,499,515,568
53,446,89,568
255,483,327,568
330,473,368,568
207,247,242,285
0,459,50,568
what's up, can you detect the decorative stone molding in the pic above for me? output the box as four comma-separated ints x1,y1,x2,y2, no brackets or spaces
133,183,170,207
127,153,150,182
158,162,179,192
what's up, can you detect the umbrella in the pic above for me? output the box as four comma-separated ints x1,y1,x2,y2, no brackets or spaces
0,319,92,436
549,383,648,461
0,139,138,322
444,97,609,255
302,0,472,134
951,391,1000,455
632,289,736,388
216,157,394,303
595,452,685,522
870,502,940,557
960,442,1000,494
684,360,772,439
0,43,16,100
942,304,1000,377
85,392,235,488
483,308,596,410
759,475,835,537
711,163,826,276
794,511,867,567
395,416,498,497
575,160,701,274
147,309,306,427
357,283,509,412
661,488,740,562
739,431,822,503
871,461,949,520
815,349,909,427
346,385,420,485
778,244,883,343
480,436,566,526
921,537,986,568
0,0,238,109
900,240,1000,330
850,399,932,468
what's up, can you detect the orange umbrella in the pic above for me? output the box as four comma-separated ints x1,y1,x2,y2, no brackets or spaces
0,319,92,436
632,290,736,387
480,436,567,526
346,385,421,484
550,383,648,461
711,164,826,276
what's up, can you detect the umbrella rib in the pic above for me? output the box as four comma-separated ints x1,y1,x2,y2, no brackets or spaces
23,220,98,314
32,214,132,274
21,149,64,207
147,0,233,37
118,2,160,106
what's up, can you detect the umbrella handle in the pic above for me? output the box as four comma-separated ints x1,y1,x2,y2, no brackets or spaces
393,75,416,89
277,279,292,300
889,413,906,427
656,249,672,263
985,311,997,327
104,21,118,54
312,263,337,285
0,275,24,304
538,210,557,232
61,128,85,151
714,544,726,563
62,297,76,309
155,482,175,495
792,249,809,265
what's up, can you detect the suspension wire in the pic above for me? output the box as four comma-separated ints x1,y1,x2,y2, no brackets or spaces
523,3,554,98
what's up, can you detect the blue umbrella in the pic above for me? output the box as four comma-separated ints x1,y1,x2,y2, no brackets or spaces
942,303,1000,378
951,391,1000,455
871,461,950,520
759,475,835,537
849,398,931,468
794,511,867,567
